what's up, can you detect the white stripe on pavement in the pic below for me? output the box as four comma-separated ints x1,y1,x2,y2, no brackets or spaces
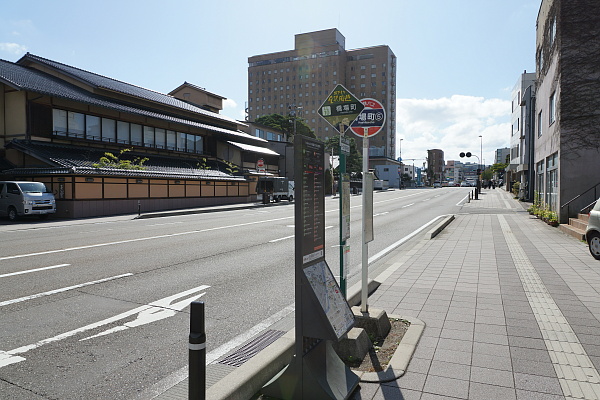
0,264,71,278
0,273,133,307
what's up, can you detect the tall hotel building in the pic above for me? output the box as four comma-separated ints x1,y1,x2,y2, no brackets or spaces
247,28,397,159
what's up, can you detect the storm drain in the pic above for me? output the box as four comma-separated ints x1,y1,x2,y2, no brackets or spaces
217,329,286,367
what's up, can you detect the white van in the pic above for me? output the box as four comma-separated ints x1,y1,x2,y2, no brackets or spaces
0,181,56,221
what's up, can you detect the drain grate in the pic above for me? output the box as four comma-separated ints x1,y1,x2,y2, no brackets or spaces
217,329,285,368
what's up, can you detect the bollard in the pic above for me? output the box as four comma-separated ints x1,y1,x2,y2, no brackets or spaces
137,200,141,217
189,301,206,400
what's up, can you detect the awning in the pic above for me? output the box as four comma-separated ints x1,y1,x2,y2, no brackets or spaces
227,141,280,156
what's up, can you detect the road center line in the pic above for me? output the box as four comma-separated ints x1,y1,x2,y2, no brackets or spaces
0,264,71,278
0,273,133,307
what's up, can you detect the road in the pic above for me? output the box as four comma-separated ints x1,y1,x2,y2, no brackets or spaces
0,187,470,399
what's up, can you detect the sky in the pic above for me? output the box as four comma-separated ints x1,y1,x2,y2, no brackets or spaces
1,0,541,167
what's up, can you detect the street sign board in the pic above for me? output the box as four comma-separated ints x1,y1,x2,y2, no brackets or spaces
318,84,365,134
256,158,265,173
340,135,351,155
350,98,386,138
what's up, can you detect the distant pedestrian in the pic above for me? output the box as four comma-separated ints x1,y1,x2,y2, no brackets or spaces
492,181,496,189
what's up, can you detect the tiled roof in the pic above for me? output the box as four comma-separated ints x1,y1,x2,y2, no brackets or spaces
227,141,280,156
0,58,263,145
18,53,237,125
4,140,246,181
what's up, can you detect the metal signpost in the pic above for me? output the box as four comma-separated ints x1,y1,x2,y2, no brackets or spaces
318,84,364,297
262,135,358,400
350,98,386,313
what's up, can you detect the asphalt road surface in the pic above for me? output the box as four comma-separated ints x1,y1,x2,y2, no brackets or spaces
0,187,470,399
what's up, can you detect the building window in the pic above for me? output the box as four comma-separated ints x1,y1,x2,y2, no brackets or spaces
117,121,129,143
537,111,543,137
549,92,556,125
86,115,101,140
131,124,143,145
155,128,166,149
102,118,116,142
67,111,85,137
549,17,556,47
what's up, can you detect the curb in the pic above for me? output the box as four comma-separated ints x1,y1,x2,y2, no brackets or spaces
425,214,455,239
355,315,425,383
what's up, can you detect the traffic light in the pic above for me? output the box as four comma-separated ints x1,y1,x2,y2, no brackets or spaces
477,168,481,175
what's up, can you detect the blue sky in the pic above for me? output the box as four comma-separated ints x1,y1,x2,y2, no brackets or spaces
1,0,540,166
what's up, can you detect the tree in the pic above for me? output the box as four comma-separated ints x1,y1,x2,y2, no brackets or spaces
323,135,363,174
93,148,148,170
255,113,315,139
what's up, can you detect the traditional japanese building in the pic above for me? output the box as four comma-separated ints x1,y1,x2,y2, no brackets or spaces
0,54,279,218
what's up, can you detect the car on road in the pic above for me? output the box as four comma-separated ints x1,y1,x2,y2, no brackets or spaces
460,181,471,187
586,199,600,260
0,181,56,221
433,181,442,188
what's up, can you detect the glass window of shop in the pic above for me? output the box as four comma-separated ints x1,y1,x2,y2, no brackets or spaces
177,132,186,151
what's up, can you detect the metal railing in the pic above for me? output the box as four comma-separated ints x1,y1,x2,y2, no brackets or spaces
561,181,600,216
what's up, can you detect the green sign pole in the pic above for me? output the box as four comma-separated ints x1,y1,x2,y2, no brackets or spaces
339,150,346,297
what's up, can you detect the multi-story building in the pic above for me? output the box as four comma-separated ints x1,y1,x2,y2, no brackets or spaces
535,0,600,221
427,149,445,184
445,160,461,184
507,72,536,200
495,147,511,165
247,28,397,160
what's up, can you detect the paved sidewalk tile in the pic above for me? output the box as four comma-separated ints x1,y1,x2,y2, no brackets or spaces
367,188,600,400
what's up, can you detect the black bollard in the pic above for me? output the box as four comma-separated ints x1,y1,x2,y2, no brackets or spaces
137,200,141,217
189,301,206,400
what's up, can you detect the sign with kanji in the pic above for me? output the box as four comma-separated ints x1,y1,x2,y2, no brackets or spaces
340,135,351,155
350,98,386,138
318,84,364,134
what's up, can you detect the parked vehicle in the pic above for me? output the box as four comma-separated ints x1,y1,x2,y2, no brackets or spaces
0,181,56,221
256,177,294,203
433,181,442,188
586,199,600,260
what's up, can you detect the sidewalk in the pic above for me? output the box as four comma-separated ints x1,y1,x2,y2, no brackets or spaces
155,188,600,399
357,188,600,399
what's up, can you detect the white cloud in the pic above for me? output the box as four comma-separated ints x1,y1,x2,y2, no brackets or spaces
396,95,510,166
0,42,27,55
222,98,237,109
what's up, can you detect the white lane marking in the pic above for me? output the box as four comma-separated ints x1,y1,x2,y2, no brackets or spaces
144,222,184,227
269,226,333,243
402,203,415,208
0,216,294,262
456,194,470,206
0,285,209,368
373,212,390,217
0,273,133,307
423,198,431,202
269,235,294,243
368,215,447,265
0,264,71,278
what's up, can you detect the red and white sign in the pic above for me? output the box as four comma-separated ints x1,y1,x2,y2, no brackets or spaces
257,158,265,173
350,98,386,138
